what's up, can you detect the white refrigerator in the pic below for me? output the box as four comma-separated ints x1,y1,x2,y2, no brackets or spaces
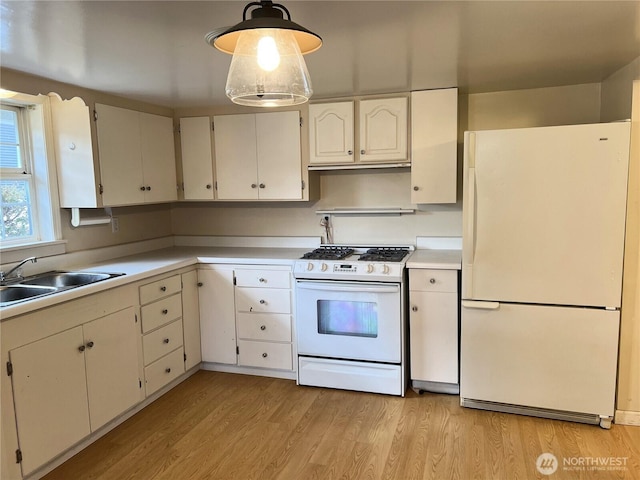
460,122,631,428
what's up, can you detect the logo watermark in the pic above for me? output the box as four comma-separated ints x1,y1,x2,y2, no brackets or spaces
536,453,629,475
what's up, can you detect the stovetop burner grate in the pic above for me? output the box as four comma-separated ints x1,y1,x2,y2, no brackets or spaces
358,247,410,262
301,246,355,260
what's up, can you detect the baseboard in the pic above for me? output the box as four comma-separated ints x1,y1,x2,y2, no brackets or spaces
615,409,640,426
201,362,297,381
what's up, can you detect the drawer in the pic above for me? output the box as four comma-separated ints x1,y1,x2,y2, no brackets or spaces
237,340,292,370
410,269,457,293
234,269,290,289
139,274,181,305
143,319,184,366
235,288,291,314
141,293,182,333
236,313,291,342
144,347,185,396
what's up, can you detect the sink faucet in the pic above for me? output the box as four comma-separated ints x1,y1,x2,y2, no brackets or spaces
0,257,37,284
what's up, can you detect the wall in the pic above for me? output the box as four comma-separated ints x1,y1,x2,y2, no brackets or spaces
601,57,640,421
171,83,602,244
0,69,174,254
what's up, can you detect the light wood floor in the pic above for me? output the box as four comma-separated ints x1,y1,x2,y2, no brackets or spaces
43,371,640,480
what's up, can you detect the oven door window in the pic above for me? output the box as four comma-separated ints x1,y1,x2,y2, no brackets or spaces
317,300,378,338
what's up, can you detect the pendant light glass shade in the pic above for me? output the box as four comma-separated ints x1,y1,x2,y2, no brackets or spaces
225,28,312,107
206,1,321,107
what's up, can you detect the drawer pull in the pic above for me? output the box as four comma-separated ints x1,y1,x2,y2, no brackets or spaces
259,277,266,283
162,309,168,315
160,286,167,292
412,306,418,312
259,299,266,304
260,325,266,331
262,352,268,358
165,367,171,373
163,338,170,344
429,278,436,284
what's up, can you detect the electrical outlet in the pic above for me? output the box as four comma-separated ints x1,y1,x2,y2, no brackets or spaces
111,217,119,233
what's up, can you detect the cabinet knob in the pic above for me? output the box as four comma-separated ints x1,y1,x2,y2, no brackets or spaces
162,309,168,315
259,299,266,304
413,186,419,191
160,286,167,292
163,338,170,344
146,186,151,191
360,149,365,155
251,183,257,189
165,367,171,373
412,306,418,312
86,341,94,349
262,352,268,358
78,345,86,352
259,183,265,189
206,184,212,189
430,278,436,284
259,277,266,283
347,150,353,155
140,186,146,191
260,325,266,331
197,282,203,287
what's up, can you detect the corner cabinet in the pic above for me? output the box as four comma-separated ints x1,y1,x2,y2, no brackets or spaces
213,111,304,200
410,88,458,204
309,96,408,167
95,103,178,206
179,116,215,200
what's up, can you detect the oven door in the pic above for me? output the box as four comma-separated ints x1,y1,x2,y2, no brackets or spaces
295,280,401,363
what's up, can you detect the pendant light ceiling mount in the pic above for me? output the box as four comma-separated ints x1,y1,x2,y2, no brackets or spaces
205,0,322,107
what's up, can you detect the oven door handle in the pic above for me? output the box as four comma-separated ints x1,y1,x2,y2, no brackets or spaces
296,283,400,294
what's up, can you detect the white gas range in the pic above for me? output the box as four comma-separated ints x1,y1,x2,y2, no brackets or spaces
293,245,413,396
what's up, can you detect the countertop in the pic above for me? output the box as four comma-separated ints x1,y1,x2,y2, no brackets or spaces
406,249,462,270
1,246,310,320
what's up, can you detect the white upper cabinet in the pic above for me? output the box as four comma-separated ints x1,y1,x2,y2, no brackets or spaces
410,88,458,204
214,111,303,201
308,102,355,164
308,96,408,168
95,104,177,206
179,116,214,200
359,97,408,162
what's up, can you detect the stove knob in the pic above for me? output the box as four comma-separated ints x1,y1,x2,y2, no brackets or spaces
307,262,314,271
321,263,328,272
367,264,374,274
383,264,390,274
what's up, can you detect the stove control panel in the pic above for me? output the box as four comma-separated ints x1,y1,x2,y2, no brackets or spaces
334,264,358,273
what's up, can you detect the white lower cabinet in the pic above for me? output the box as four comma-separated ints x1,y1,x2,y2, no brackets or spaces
409,269,460,394
8,306,141,476
199,265,294,374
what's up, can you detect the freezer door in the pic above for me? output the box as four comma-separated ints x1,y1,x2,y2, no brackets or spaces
462,123,630,307
460,301,619,417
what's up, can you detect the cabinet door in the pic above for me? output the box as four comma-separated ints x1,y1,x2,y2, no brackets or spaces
140,112,178,203
214,114,258,200
198,267,237,364
182,270,202,370
411,88,458,204
359,97,407,162
409,291,458,384
180,117,214,200
9,327,91,476
256,111,303,200
83,307,142,431
95,103,145,206
309,102,354,164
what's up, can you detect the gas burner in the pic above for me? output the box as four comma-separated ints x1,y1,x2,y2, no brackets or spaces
301,246,355,261
358,247,411,262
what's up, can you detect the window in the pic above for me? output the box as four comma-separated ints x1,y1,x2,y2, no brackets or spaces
1,105,39,243
0,91,62,258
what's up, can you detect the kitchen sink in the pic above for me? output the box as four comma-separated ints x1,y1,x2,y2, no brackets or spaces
20,271,114,288
0,271,124,307
0,285,58,304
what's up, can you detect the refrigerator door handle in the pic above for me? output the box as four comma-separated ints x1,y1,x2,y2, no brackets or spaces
462,300,500,310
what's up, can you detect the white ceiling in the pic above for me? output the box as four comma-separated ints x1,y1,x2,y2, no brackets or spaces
1,1,639,108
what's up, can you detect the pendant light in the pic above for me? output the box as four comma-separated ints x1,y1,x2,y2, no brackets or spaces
205,1,322,107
